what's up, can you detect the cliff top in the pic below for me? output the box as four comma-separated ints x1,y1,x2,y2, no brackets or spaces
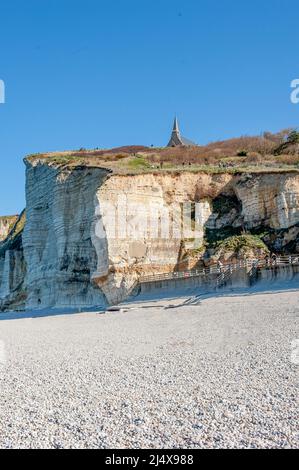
25,130,299,175
0,215,19,221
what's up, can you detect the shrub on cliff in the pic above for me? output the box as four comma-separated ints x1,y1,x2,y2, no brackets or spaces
274,129,299,155
215,234,269,260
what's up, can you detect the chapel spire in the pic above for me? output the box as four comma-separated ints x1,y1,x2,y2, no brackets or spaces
167,116,196,147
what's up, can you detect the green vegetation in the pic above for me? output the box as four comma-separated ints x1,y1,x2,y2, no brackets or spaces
215,234,269,256
126,156,152,170
41,154,84,166
183,244,206,259
274,129,299,155
25,128,299,174
287,130,299,144
205,226,242,247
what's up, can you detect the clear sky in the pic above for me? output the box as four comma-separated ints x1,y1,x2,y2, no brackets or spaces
0,0,298,215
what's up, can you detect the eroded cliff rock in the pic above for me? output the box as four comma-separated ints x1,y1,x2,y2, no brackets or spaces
235,172,299,229
1,162,299,311
91,171,299,303
91,173,230,303
0,215,18,242
22,162,110,309
0,212,26,311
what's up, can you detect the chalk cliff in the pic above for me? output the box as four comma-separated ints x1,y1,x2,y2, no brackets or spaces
0,212,26,310
0,215,18,241
22,163,109,310
1,159,299,311
235,173,299,229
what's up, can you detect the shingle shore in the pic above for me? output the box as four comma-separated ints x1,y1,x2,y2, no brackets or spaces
0,290,298,449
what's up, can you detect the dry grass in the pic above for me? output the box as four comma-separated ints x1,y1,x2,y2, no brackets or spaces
26,129,299,173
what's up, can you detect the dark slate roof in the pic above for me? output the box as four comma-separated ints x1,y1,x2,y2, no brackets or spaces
167,117,197,147
180,136,197,146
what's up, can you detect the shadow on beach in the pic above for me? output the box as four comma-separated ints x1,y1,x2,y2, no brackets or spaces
0,278,298,321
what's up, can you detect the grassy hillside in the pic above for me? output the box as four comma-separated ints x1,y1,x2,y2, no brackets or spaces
25,129,299,174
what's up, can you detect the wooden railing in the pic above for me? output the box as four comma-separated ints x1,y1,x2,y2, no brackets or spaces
139,255,299,285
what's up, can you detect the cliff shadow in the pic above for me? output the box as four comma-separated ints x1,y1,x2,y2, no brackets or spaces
0,304,106,321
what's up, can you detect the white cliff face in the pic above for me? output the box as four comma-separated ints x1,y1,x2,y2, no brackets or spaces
91,173,231,303
235,173,299,229
0,250,24,299
22,162,109,310
2,165,299,311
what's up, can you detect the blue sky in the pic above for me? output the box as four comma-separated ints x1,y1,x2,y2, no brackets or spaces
0,0,298,214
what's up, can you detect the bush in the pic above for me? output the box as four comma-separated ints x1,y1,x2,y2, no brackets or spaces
274,129,299,155
127,157,151,170
215,234,269,258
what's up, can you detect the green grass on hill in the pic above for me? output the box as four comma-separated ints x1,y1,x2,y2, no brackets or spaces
25,128,299,174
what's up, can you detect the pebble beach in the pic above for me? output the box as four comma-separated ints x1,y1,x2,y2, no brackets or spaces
0,289,298,449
